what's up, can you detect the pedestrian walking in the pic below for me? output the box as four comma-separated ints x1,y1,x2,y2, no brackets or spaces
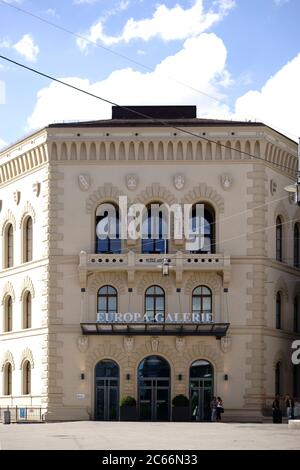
210,396,217,422
216,396,224,422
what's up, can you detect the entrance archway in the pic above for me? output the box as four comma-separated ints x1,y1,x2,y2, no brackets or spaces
190,359,214,422
138,355,171,421
95,359,119,421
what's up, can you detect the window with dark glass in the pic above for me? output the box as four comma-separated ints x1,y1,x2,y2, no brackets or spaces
294,297,300,333
5,296,13,332
276,292,281,330
4,363,12,395
23,291,32,329
145,286,165,322
97,286,117,320
293,365,300,398
142,203,168,254
276,216,283,262
187,203,215,254
192,286,212,322
5,224,14,268
23,361,31,395
25,217,33,262
275,362,281,396
95,204,121,254
294,223,300,268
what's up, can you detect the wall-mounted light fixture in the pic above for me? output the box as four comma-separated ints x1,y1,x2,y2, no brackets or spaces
80,373,85,380
224,374,228,381
178,374,182,381
126,373,131,381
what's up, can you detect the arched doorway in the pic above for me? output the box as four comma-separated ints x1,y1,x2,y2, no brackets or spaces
138,355,171,421
95,359,119,421
190,360,214,422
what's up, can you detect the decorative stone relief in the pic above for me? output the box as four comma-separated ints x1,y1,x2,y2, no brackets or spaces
78,174,91,191
175,336,185,354
77,335,89,353
220,173,233,191
151,337,159,352
13,190,20,205
124,336,135,353
270,179,277,196
32,182,41,197
173,173,185,190
126,174,138,191
220,335,232,354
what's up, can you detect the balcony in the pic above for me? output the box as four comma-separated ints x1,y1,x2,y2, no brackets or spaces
78,251,231,288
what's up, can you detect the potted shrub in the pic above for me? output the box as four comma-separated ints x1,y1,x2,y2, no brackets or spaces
172,394,190,422
120,396,137,421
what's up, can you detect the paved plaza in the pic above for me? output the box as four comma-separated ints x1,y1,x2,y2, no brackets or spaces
0,422,299,450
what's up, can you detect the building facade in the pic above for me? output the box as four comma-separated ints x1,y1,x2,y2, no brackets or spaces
0,105,300,422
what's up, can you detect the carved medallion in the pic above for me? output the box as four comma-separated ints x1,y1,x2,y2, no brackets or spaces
175,336,185,354
220,335,232,354
77,335,89,353
174,173,185,190
32,182,41,197
270,179,277,196
13,191,20,205
151,337,159,352
126,173,138,191
220,173,233,191
78,174,91,191
124,336,134,353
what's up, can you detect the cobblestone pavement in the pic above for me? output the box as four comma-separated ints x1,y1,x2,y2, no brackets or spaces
0,422,300,450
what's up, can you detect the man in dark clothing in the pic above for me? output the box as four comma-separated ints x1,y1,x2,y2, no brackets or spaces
285,394,295,420
272,395,282,423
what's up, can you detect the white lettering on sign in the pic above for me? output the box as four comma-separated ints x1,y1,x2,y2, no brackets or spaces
96,312,213,323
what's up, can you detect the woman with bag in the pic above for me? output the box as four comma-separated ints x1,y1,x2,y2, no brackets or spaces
216,396,224,422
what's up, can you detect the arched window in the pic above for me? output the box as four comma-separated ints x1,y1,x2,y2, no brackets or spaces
23,291,32,329
294,297,300,333
95,203,121,254
275,361,281,396
4,296,13,332
276,216,283,262
4,223,14,268
192,286,212,322
4,363,12,395
97,286,117,321
24,216,33,262
142,202,168,254
187,203,215,254
276,292,281,330
294,223,300,268
22,361,31,395
145,285,165,322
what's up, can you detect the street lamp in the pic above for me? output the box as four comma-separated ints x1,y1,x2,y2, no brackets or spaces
285,138,300,206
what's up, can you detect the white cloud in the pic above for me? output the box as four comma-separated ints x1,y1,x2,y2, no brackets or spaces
13,34,39,62
0,138,7,150
0,38,11,49
77,0,235,50
233,53,300,140
27,32,231,130
45,8,59,18
274,0,289,5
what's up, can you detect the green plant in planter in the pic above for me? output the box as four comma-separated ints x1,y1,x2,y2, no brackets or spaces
172,394,189,407
120,396,137,407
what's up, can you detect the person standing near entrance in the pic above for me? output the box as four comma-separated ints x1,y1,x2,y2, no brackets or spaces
272,395,282,423
285,394,295,420
216,397,224,422
210,397,217,422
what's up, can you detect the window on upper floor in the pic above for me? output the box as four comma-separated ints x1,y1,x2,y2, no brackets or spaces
4,363,12,395
95,203,121,254
24,216,33,263
192,286,212,322
276,292,281,330
23,291,32,329
294,297,300,334
145,285,165,322
294,223,300,268
187,203,215,254
22,361,31,395
4,295,13,332
276,216,283,262
4,223,14,268
97,285,118,321
275,361,281,396
142,203,168,254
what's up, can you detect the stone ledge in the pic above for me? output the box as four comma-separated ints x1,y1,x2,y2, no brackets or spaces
288,419,300,429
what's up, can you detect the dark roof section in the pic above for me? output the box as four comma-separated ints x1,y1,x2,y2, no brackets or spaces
112,105,197,119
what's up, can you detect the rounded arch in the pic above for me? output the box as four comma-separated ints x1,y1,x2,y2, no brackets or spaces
273,277,289,301
134,183,177,206
137,273,173,295
85,344,127,371
273,202,290,227
86,183,126,214
184,272,222,295
138,354,171,377
181,183,224,214
189,358,214,378
95,358,119,377
1,209,16,235
1,281,15,305
19,276,35,300
89,273,126,295
183,342,224,372
19,202,36,228
1,350,15,371
19,348,35,369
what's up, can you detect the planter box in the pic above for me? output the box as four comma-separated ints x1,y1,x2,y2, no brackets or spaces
120,406,137,421
172,406,190,422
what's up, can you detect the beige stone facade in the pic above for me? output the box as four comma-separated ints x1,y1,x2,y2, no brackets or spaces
0,106,299,422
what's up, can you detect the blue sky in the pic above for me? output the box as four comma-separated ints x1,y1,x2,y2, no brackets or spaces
0,0,300,148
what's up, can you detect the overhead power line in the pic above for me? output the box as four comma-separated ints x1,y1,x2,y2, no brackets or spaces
0,53,298,177
0,0,298,142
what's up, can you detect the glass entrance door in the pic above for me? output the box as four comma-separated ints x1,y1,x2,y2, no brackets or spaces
138,355,171,421
95,359,119,421
189,360,213,422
